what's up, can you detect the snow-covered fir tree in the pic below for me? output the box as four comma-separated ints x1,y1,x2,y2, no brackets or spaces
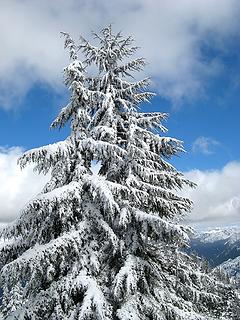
0,26,239,320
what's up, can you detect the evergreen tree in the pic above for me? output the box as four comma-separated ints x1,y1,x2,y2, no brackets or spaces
0,26,239,320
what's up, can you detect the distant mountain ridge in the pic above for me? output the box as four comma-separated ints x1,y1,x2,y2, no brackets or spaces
220,256,240,279
190,226,240,267
194,227,240,244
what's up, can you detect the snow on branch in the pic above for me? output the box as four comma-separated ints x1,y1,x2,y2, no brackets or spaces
135,210,191,247
18,139,73,174
72,271,112,320
83,175,120,216
2,222,89,284
61,32,79,61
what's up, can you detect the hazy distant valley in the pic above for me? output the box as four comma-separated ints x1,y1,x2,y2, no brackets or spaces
190,227,240,279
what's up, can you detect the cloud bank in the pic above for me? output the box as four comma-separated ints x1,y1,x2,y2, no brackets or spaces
0,147,48,223
1,0,240,108
0,147,239,229
183,161,240,229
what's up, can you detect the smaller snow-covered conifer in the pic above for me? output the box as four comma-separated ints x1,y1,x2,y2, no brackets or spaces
0,25,239,320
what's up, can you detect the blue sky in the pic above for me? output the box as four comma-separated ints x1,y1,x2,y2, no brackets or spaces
0,0,240,229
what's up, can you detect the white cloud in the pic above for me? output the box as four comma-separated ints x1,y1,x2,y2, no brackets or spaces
0,147,49,223
0,0,240,108
182,161,240,229
192,136,220,154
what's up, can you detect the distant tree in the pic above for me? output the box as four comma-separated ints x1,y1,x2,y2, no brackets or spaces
0,26,239,320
